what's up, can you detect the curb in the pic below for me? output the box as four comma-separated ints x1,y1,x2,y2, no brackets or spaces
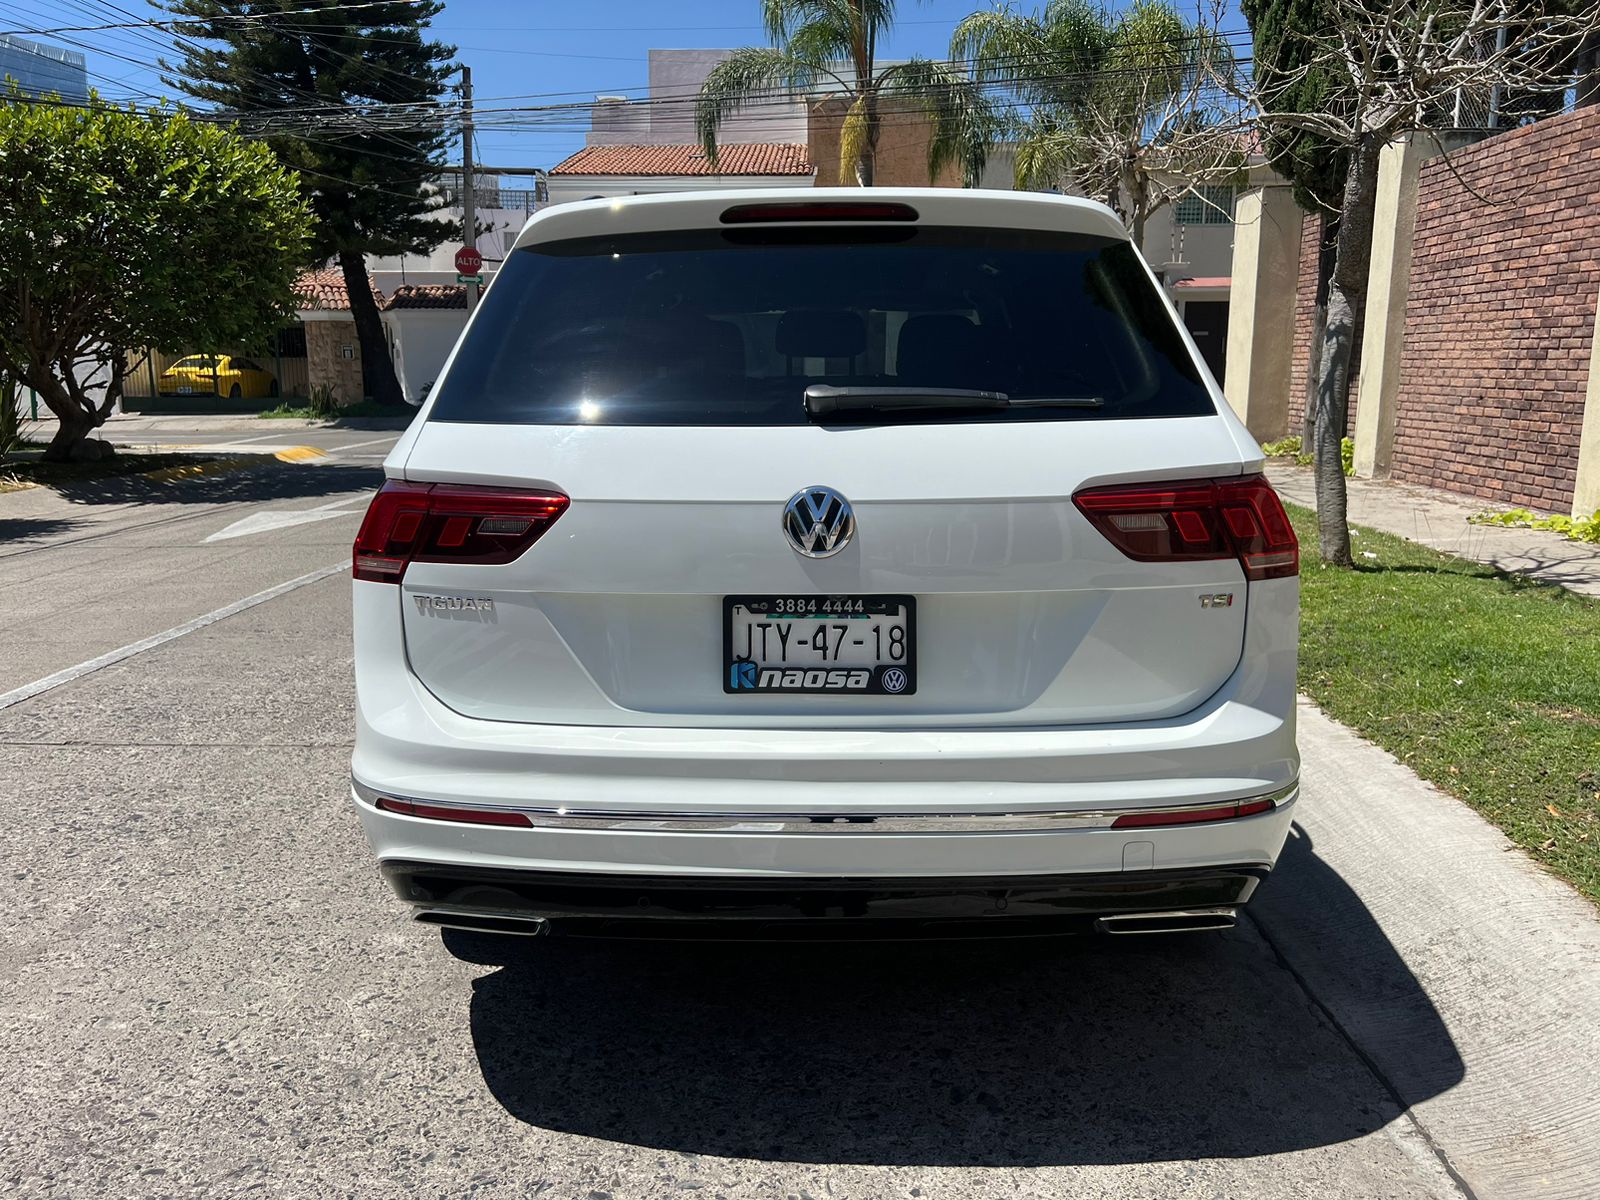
139,446,325,483
137,457,260,484
2,444,331,496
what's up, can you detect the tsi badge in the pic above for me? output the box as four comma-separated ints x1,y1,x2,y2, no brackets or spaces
1198,592,1235,609
412,593,496,617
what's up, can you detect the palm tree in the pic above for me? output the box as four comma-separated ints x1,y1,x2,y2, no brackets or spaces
696,0,992,187
953,0,1243,247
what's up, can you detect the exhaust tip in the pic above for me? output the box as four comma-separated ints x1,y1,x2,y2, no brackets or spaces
1097,908,1237,935
414,909,550,937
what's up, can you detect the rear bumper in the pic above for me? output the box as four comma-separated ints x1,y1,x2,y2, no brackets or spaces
381,859,1269,939
351,572,1299,889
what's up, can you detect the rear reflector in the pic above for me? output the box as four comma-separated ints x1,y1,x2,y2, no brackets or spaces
1073,474,1298,581
376,797,532,827
1111,797,1278,829
721,201,919,224
353,480,568,583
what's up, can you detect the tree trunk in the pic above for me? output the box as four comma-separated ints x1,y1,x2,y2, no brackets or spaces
33,369,95,462
1301,216,1339,448
1126,172,1150,253
1575,31,1600,108
338,249,404,408
1312,136,1383,567
855,93,879,187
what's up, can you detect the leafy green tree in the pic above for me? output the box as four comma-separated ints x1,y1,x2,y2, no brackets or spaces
0,97,311,460
1251,0,1599,565
954,0,1244,249
697,0,991,187
163,0,456,408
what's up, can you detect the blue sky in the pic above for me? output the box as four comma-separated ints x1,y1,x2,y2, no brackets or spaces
442,0,1012,168
11,0,1244,171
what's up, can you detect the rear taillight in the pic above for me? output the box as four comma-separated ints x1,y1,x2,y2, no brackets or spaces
352,480,569,583
1073,474,1298,581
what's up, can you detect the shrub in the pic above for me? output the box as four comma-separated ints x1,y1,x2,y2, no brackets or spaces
1260,434,1353,476
1470,506,1600,545
307,383,341,419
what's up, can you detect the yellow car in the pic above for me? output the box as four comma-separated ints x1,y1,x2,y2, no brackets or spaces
158,355,279,400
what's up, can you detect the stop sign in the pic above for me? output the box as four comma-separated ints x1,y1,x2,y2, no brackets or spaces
454,245,483,275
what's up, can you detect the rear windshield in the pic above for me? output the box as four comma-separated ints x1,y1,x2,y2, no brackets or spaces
428,225,1215,426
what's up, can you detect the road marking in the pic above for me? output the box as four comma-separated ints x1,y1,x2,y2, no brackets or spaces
202,510,347,541
327,436,401,453
0,562,349,711
203,494,369,543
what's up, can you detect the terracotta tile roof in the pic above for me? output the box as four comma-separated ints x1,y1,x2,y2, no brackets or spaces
383,284,467,311
550,143,812,177
294,267,384,312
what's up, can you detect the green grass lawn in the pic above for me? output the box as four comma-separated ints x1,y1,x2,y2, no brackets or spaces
1289,503,1600,903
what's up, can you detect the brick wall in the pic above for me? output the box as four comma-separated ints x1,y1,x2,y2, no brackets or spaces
808,97,963,188
1288,211,1361,437
1389,108,1600,511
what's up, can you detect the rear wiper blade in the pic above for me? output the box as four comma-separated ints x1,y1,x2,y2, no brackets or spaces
803,385,1101,418
1006,395,1104,408
804,385,1008,416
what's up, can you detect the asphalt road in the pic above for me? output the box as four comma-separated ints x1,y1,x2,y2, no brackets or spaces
2,429,1599,1199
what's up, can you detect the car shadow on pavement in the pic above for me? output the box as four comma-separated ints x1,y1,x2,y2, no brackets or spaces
449,825,1464,1167
45,461,383,508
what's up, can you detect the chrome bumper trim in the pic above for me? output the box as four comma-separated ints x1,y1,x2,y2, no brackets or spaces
353,779,1298,835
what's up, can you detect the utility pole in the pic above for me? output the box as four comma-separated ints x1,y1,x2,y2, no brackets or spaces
460,65,479,314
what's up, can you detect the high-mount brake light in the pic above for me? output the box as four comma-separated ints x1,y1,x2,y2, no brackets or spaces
352,480,569,583
1073,474,1299,581
720,201,919,224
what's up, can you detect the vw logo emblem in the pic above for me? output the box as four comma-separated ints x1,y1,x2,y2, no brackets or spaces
782,486,855,558
880,668,908,694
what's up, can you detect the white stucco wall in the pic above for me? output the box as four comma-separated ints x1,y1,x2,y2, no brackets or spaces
586,49,810,147
385,311,469,405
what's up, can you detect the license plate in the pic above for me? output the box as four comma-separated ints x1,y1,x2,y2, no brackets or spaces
177,387,193,394
724,595,916,695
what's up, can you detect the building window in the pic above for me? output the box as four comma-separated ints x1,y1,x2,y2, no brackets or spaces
1174,186,1237,226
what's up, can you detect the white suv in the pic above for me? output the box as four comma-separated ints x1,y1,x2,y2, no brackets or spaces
351,188,1299,939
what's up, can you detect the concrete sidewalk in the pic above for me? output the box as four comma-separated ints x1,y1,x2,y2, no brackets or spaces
1263,701,1600,1199
1267,462,1600,598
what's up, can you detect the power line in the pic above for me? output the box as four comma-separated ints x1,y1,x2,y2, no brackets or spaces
3,29,1256,150
0,0,428,37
